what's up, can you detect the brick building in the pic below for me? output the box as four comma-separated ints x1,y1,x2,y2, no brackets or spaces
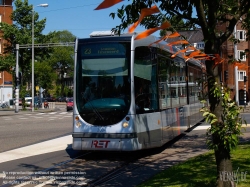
217,20,249,105
176,24,249,106
0,0,13,104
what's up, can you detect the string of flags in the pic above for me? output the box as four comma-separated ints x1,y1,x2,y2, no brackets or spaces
94,0,226,68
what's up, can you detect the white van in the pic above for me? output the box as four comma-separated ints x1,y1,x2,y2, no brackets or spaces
25,97,32,105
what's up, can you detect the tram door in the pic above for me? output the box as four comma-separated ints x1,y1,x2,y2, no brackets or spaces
134,46,161,146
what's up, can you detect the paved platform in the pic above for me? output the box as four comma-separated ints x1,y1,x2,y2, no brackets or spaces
101,122,250,187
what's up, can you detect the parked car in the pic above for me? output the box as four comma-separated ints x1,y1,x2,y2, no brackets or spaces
66,98,73,111
25,97,32,106
56,96,66,102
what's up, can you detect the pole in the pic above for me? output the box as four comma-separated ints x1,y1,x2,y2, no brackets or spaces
31,5,34,112
31,4,48,112
244,76,247,109
235,66,239,105
15,44,19,113
244,83,246,108
1,71,4,104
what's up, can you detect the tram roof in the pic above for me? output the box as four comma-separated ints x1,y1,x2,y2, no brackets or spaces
86,31,203,68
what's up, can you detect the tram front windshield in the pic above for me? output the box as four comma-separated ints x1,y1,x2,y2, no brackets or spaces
76,41,131,126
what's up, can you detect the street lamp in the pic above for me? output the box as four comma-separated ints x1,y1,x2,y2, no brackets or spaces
32,3,48,112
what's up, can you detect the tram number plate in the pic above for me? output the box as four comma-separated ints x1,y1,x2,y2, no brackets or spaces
91,140,110,148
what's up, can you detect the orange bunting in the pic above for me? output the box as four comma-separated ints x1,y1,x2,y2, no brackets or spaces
192,54,209,58
182,51,208,61
214,54,224,64
149,32,181,46
95,0,123,10
188,50,203,58
128,5,160,33
194,57,209,60
166,32,181,38
233,62,247,68
168,40,189,46
135,21,171,40
171,46,196,58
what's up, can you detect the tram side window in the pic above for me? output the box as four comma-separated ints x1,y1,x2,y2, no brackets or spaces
169,59,184,107
188,64,201,104
178,64,187,105
134,47,159,113
158,55,187,109
158,57,171,109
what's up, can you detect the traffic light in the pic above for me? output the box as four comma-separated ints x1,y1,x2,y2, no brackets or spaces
15,72,22,85
244,76,248,82
224,71,228,82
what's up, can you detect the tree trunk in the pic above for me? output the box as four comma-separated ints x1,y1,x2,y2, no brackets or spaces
213,132,235,187
205,58,235,186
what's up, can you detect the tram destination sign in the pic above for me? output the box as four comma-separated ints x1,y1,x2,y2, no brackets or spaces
81,43,126,57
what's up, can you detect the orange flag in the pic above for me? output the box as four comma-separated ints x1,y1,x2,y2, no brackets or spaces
188,50,202,58
128,5,160,33
171,46,196,58
233,62,247,68
166,32,181,38
192,54,209,58
211,54,225,69
182,50,208,61
168,40,189,46
214,54,224,65
135,21,171,40
149,32,181,46
95,0,123,10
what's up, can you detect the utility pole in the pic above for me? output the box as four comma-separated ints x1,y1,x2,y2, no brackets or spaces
15,44,19,113
244,75,247,108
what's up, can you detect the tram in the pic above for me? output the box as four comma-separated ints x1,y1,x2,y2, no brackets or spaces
72,31,204,151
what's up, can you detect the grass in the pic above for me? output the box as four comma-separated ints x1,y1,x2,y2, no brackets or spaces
137,142,250,187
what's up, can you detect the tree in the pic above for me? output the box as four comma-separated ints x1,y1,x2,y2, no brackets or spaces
47,30,75,96
34,61,57,94
0,0,52,89
110,1,250,186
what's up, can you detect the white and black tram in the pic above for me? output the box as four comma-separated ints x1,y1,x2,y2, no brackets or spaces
72,32,204,151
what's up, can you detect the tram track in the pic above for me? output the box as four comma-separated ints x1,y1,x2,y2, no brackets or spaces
86,134,187,187
2,121,208,187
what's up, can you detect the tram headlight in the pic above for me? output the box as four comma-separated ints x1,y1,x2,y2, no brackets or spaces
122,122,129,128
75,116,81,128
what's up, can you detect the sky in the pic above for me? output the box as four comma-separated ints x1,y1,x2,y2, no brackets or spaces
27,0,147,38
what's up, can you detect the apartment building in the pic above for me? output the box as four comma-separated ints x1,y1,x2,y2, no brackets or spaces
175,25,249,106
0,0,13,104
217,20,250,105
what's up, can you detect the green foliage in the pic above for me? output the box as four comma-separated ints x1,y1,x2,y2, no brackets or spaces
45,30,75,96
0,0,53,85
0,55,15,72
34,61,57,91
138,143,250,187
200,83,247,152
111,0,250,55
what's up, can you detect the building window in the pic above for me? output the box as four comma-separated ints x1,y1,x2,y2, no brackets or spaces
237,50,246,61
237,30,246,41
238,71,246,81
196,43,204,49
